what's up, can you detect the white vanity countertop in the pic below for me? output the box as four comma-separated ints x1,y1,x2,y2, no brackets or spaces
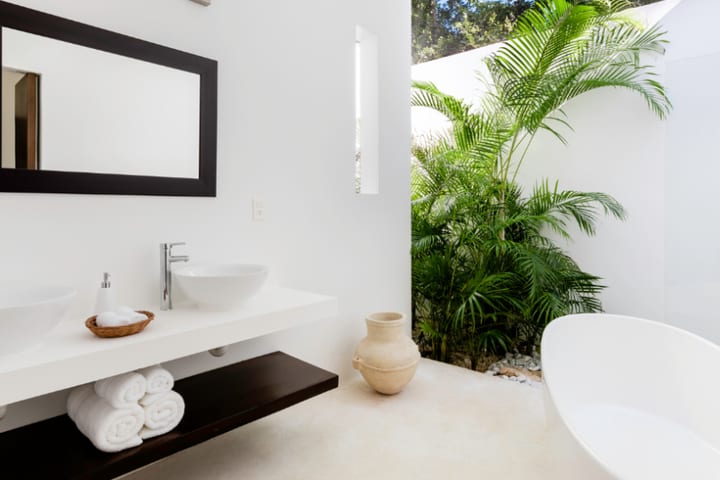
0,287,337,406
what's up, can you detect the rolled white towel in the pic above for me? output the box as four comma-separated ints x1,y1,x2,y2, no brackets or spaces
94,372,147,408
139,390,185,439
136,365,174,395
96,307,147,327
116,306,148,323
96,311,132,327
67,385,145,453
67,384,94,420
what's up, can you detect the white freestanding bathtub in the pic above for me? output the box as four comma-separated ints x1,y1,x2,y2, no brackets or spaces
541,313,720,480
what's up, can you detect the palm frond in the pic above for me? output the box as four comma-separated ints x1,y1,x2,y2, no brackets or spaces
487,0,671,141
526,180,626,236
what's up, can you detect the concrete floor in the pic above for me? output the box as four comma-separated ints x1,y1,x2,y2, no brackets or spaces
123,359,593,479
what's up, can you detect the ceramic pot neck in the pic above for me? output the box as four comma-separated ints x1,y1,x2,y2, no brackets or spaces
365,312,405,340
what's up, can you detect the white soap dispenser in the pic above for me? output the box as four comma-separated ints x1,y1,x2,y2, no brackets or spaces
94,272,117,315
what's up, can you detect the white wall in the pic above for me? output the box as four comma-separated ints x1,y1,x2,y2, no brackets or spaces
412,0,720,344
0,0,410,432
663,0,720,343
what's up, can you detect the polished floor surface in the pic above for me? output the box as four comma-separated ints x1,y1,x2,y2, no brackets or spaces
123,358,593,479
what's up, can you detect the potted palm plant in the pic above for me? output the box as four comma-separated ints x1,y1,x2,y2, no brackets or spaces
411,0,671,366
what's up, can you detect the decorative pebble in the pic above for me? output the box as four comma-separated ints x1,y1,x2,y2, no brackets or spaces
487,350,543,388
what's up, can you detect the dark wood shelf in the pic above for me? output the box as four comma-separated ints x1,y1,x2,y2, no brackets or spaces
0,352,338,480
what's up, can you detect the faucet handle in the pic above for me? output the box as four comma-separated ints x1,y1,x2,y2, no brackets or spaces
168,243,189,262
161,243,189,261
161,242,186,251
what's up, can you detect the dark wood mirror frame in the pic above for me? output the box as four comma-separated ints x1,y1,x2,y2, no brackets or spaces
0,1,217,196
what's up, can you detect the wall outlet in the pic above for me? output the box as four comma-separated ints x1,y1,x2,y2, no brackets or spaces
252,197,266,221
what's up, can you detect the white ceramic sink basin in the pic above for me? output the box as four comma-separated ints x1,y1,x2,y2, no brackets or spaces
0,285,75,355
173,264,269,310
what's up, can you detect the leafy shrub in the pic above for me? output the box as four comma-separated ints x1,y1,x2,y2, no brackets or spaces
411,0,671,363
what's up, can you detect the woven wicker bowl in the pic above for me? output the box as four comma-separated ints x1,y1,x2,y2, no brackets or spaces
85,310,154,338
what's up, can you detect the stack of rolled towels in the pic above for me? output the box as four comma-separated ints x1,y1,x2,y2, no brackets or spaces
67,365,185,453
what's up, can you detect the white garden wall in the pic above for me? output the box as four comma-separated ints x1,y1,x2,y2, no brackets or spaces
413,0,720,344
0,0,410,432
662,0,720,344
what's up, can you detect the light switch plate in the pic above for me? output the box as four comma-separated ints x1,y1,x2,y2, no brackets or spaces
190,0,211,6
252,197,266,221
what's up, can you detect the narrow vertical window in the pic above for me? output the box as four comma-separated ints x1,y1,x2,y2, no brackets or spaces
355,26,379,194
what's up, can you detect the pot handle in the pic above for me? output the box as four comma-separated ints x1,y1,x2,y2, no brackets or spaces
352,355,362,370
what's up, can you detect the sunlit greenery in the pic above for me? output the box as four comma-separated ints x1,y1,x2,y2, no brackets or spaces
412,0,664,63
411,0,671,364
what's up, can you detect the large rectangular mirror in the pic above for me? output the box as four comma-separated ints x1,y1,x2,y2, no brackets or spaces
0,1,217,196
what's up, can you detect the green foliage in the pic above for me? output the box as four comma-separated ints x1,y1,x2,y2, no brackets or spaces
412,0,665,63
411,0,671,361
413,0,534,63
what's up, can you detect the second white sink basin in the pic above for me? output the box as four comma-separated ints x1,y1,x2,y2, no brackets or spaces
174,264,269,310
0,285,76,355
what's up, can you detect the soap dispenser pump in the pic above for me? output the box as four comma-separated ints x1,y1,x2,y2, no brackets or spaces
94,272,116,315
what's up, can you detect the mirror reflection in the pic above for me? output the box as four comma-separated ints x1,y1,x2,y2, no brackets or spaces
1,66,38,170
1,27,201,179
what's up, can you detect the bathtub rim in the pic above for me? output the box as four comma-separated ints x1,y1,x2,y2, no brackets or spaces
541,313,720,479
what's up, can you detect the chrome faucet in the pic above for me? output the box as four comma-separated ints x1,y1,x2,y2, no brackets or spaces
160,242,189,310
